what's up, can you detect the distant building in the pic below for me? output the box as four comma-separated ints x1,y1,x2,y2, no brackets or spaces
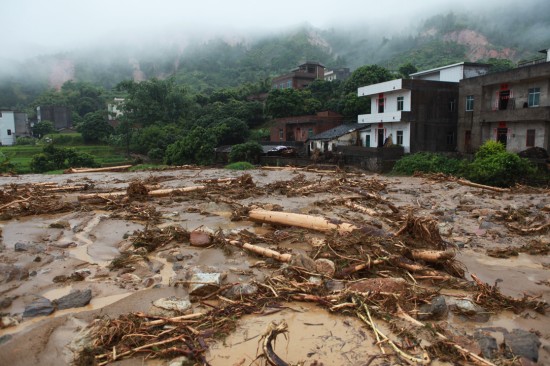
324,68,351,82
37,105,72,130
107,97,125,128
271,61,325,90
271,111,344,142
458,50,550,154
0,110,17,145
357,62,490,153
307,123,366,153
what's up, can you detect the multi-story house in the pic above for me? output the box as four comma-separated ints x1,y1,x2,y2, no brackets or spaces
457,50,550,153
0,110,16,145
270,111,344,143
324,68,351,82
37,105,72,130
357,62,490,153
271,61,325,90
107,97,125,128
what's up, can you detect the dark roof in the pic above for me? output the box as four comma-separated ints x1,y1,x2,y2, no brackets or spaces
308,123,367,141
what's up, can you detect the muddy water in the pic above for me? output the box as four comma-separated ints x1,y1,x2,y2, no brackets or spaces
207,302,381,366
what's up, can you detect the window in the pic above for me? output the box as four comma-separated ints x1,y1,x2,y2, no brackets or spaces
396,130,403,145
528,88,540,107
526,129,536,147
286,80,292,89
449,99,455,112
7,129,11,136
307,128,314,138
365,135,371,147
378,98,385,113
278,129,283,140
446,132,455,146
397,96,404,111
279,83,284,89
466,95,474,111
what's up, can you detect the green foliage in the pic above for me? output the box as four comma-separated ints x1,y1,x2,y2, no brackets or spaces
77,111,114,143
266,89,322,118
214,118,250,145
392,152,465,175
229,142,263,163
164,126,217,166
0,152,15,173
16,137,37,146
30,144,98,173
225,161,255,170
129,124,181,155
485,58,515,73
342,65,395,94
43,133,84,146
32,121,55,138
466,141,535,187
399,63,418,79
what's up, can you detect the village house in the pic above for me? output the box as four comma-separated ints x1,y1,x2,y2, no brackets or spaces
0,110,30,145
271,61,325,90
324,68,351,82
270,111,344,143
457,49,550,154
307,123,366,153
357,62,490,153
107,97,125,128
37,105,72,130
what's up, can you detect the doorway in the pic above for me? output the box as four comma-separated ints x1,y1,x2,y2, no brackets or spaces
499,90,510,110
377,129,384,147
497,128,508,146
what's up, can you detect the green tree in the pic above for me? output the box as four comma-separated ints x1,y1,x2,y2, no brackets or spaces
32,121,55,138
164,126,217,165
229,141,263,163
77,111,114,143
214,118,250,145
399,63,418,79
342,65,395,94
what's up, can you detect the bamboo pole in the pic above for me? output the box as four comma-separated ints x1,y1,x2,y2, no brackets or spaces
64,165,133,174
249,209,359,234
410,249,455,263
77,185,206,201
226,239,292,262
456,179,509,193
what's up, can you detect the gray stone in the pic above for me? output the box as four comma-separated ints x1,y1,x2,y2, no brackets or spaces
453,299,490,322
0,264,29,283
503,329,541,362
418,296,448,320
23,297,55,318
437,223,453,237
0,297,13,309
474,332,498,359
175,253,184,261
479,220,495,230
172,263,184,271
14,242,28,252
152,296,192,313
223,283,258,299
188,272,222,296
53,289,92,310
167,356,190,366
0,334,12,345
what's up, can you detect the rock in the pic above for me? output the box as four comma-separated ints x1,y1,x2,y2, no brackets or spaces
73,269,92,279
347,278,407,293
0,316,19,329
167,356,190,366
172,263,184,271
460,195,476,205
49,221,70,229
175,253,184,261
51,241,77,249
54,289,92,310
120,273,142,283
437,223,453,237
479,220,495,230
190,230,211,247
308,276,323,285
152,296,192,313
453,299,490,322
0,264,29,283
188,272,222,296
223,283,258,299
0,334,12,345
325,280,345,293
53,275,69,283
418,296,448,320
503,329,541,362
290,253,316,272
14,242,28,252
33,256,42,262
474,332,498,359
23,297,55,318
0,297,13,309
142,277,155,287
315,259,336,277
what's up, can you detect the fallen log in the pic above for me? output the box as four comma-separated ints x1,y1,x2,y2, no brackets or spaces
410,249,455,263
456,179,509,193
226,239,292,262
344,200,378,216
249,209,359,234
341,186,399,213
77,185,206,201
64,165,133,174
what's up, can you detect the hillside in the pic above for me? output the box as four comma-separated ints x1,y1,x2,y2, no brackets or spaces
1,4,550,109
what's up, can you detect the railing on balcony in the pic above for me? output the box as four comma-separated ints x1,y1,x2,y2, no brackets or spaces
517,57,547,68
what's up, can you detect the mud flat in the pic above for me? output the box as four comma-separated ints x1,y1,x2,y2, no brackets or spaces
0,168,548,365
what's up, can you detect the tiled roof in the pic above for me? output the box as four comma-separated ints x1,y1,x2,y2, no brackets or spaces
308,123,366,141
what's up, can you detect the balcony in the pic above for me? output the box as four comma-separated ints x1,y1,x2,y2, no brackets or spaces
480,106,550,123
358,111,412,124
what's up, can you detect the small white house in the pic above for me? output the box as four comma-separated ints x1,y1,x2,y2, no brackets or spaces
0,110,17,146
307,123,366,153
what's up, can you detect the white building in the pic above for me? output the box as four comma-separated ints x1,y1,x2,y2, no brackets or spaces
0,111,17,146
357,63,490,153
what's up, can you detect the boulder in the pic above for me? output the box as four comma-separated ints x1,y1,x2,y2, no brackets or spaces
54,289,92,310
23,297,55,318
503,329,541,362
474,332,498,359
0,264,29,283
417,296,448,320
223,283,258,300
190,231,212,247
315,259,336,277
188,272,222,296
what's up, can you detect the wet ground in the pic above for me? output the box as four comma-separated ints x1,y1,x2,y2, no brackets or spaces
0,168,548,365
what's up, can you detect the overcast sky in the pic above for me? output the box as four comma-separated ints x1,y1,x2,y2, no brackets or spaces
1,0,516,59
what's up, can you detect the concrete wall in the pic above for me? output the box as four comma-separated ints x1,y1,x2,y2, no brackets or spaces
0,111,16,145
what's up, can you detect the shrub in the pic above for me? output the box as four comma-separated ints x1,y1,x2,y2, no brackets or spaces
45,134,84,146
16,136,37,145
392,152,465,175
30,144,98,173
229,141,263,163
67,152,98,168
0,152,15,173
466,142,535,187
225,161,255,170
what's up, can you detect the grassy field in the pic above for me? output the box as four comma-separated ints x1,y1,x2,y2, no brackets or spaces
0,144,131,174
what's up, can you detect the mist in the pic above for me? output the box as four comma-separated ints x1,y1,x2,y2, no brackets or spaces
1,0,530,61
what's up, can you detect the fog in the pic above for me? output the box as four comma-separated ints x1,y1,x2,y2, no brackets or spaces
1,0,519,60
